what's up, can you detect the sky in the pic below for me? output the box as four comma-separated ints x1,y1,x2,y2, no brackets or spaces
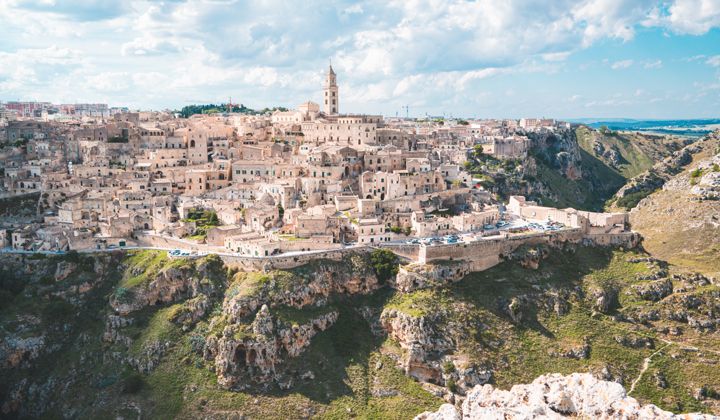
0,0,719,119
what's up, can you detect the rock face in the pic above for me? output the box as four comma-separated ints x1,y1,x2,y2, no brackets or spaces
615,133,715,203
527,129,583,180
393,262,470,292
415,373,716,420
223,255,380,322
380,308,453,384
0,336,45,369
634,278,673,302
110,257,225,315
205,305,339,388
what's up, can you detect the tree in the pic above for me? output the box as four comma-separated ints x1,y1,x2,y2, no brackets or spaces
370,249,399,285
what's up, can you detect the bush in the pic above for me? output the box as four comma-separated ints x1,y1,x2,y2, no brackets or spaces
0,289,15,310
446,378,457,393
370,249,399,285
41,299,75,324
115,287,133,303
0,270,25,295
64,250,81,263
121,373,144,394
616,190,651,210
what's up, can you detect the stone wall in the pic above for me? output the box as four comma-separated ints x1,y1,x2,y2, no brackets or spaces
220,246,373,271
134,233,201,252
418,229,638,271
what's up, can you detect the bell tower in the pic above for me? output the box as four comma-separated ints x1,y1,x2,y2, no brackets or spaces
323,64,338,115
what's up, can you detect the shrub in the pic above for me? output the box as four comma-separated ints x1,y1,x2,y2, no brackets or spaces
115,287,133,303
616,190,651,210
64,250,81,263
121,373,144,394
41,299,75,324
446,378,457,393
370,249,399,285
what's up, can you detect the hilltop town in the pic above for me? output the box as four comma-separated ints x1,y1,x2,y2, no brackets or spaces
0,66,632,270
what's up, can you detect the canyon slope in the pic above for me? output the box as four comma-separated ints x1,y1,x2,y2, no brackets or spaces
628,131,720,276
2,243,720,418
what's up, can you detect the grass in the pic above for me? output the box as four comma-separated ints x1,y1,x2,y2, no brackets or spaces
575,126,677,179
120,250,170,288
129,305,184,355
137,300,442,419
273,304,337,327
4,247,720,417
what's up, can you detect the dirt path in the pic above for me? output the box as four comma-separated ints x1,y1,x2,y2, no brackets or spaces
628,343,670,395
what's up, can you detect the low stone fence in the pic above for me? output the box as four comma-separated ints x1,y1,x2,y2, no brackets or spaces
135,233,202,252
220,246,373,271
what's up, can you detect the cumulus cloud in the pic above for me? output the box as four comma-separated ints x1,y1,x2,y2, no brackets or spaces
611,59,634,69
707,55,720,67
663,0,720,35
0,0,719,116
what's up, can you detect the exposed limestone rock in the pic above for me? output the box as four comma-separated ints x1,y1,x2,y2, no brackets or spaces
169,294,211,328
110,258,224,315
416,403,460,420
614,335,654,349
507,297,523,324
415,373,716,419
53,261,77,282
380,308,455,385
589,287,616,314
0,336,45,369
206,306,338,388
394,262,470,292
551,338,590,360
102,315,133,346
633,278,673,302
442,358,492,396
223,255,379,322
127,340,170,373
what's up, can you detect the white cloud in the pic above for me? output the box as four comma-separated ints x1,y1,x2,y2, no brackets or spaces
611,59,634,69
0,0,719,116
707,55,720,67
664,0,720,35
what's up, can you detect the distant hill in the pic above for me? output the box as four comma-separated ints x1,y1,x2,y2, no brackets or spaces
519,127,687,211
629,131,720,275
570,119,720,137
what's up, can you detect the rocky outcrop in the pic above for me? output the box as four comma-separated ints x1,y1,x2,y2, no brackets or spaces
589,286,617,314
169,294,211,328
380,308,456,386
223,255,380,322
506,297,524,324
616,133,716,203
110,257,224,315
205,304,338,388
394,262,470,292
415,373,715,419
527,129,583,180
0,336,45,369
633,278,673,302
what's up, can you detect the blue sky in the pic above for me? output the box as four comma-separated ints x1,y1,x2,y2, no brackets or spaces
0,0,719,119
